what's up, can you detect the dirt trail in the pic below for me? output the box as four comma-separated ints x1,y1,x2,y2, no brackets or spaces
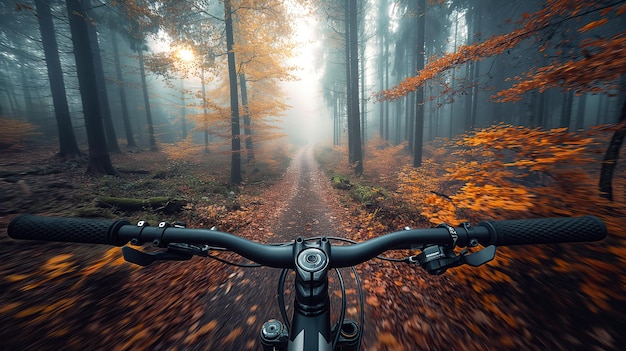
263,143,342,239
186,143,352,350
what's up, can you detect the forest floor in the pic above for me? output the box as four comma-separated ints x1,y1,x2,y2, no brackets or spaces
0,143,622,350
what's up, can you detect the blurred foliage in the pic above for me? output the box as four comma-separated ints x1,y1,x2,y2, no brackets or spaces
317,122,626,348
0,117,39,150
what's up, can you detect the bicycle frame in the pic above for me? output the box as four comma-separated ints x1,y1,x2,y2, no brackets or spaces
259,237,361,351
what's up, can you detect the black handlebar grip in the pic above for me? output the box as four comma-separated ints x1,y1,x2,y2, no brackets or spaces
479,215,607,246
7,214,130,246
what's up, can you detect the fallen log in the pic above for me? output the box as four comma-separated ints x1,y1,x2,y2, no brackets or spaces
96,196,187,214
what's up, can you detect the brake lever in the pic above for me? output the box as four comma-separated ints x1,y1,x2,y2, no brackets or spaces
462,245,496,267
122,246,193,266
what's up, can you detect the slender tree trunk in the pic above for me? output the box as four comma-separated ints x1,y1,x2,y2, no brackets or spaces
66,0,116,175
84,0,120,153
225,0,242,184
560,90,574,129
360,34,366,144
346,0,362,174
449,12,459,138
412,0,426,167
20,67,34,122
35,0,81,159
239,74,254,161
201,65,210,153
377,0,388,140
334,92,340,145
395,98,402,144
378,50,384,139
469,8,481,130
596,94,604,125
408,46,416,150
575,94,587,130
599,98,626,201
345,0,352,146
138,48,157,151
181,80,187,139
111,31,137,148
384,37,390,141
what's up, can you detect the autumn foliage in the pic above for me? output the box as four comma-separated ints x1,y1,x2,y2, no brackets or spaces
393,123,625,229
386,124,624,346
377,0,626,102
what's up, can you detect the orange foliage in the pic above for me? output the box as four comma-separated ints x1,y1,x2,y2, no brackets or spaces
577,18,609,33
393,123,626,320
377,0,625,102
364,137,412,182
495,32,626,101
413,124,606,221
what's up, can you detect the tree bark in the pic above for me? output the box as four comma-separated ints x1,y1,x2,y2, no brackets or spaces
138,48,158,151
110,31,137,148
66,0,116,175
346,0,363,175
412,0,426,167
35,0,81,159
560,90,574,129
599,98,626,201
201,65,210,153
575,93,587,130
84,0,120,153
239,73,254,161
225,0,242,184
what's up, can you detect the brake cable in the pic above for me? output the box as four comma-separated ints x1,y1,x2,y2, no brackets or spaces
332,267,346,350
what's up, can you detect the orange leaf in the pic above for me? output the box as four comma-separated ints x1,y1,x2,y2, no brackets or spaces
366,295,380,307
578,19,608,33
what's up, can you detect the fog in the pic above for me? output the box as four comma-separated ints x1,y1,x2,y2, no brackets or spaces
0,0,623,169
280,11,331,146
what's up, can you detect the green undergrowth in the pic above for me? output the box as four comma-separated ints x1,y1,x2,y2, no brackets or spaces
330,172,388,207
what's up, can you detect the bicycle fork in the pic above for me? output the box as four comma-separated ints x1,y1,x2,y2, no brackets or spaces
259,237,361,351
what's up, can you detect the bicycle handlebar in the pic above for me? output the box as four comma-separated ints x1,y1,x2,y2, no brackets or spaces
7,214,607,268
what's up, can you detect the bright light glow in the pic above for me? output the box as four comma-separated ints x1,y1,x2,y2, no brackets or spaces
177,48,195,62
281,4,326,144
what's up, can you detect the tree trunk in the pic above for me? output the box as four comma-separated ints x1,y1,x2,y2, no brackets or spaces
85,0,120,153
378,32,384,139
346,0,363,175
66,0,116,175
469,8,481,130
201,65,210,153
560,90,574,129
181,80,187,139
599,98,626,201
111,31,137,148
138,48,158,151
412,0,426,168
225,0,242,184
360,32,367,144
449,12,459,138
239,73,254,161
345,0,352,146
20,66,34,122
575,94,587,130
35,0,81,159
407,42,416,149
384,37,390,141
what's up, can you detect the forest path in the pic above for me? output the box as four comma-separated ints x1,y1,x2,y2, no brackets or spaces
191,143,356,350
